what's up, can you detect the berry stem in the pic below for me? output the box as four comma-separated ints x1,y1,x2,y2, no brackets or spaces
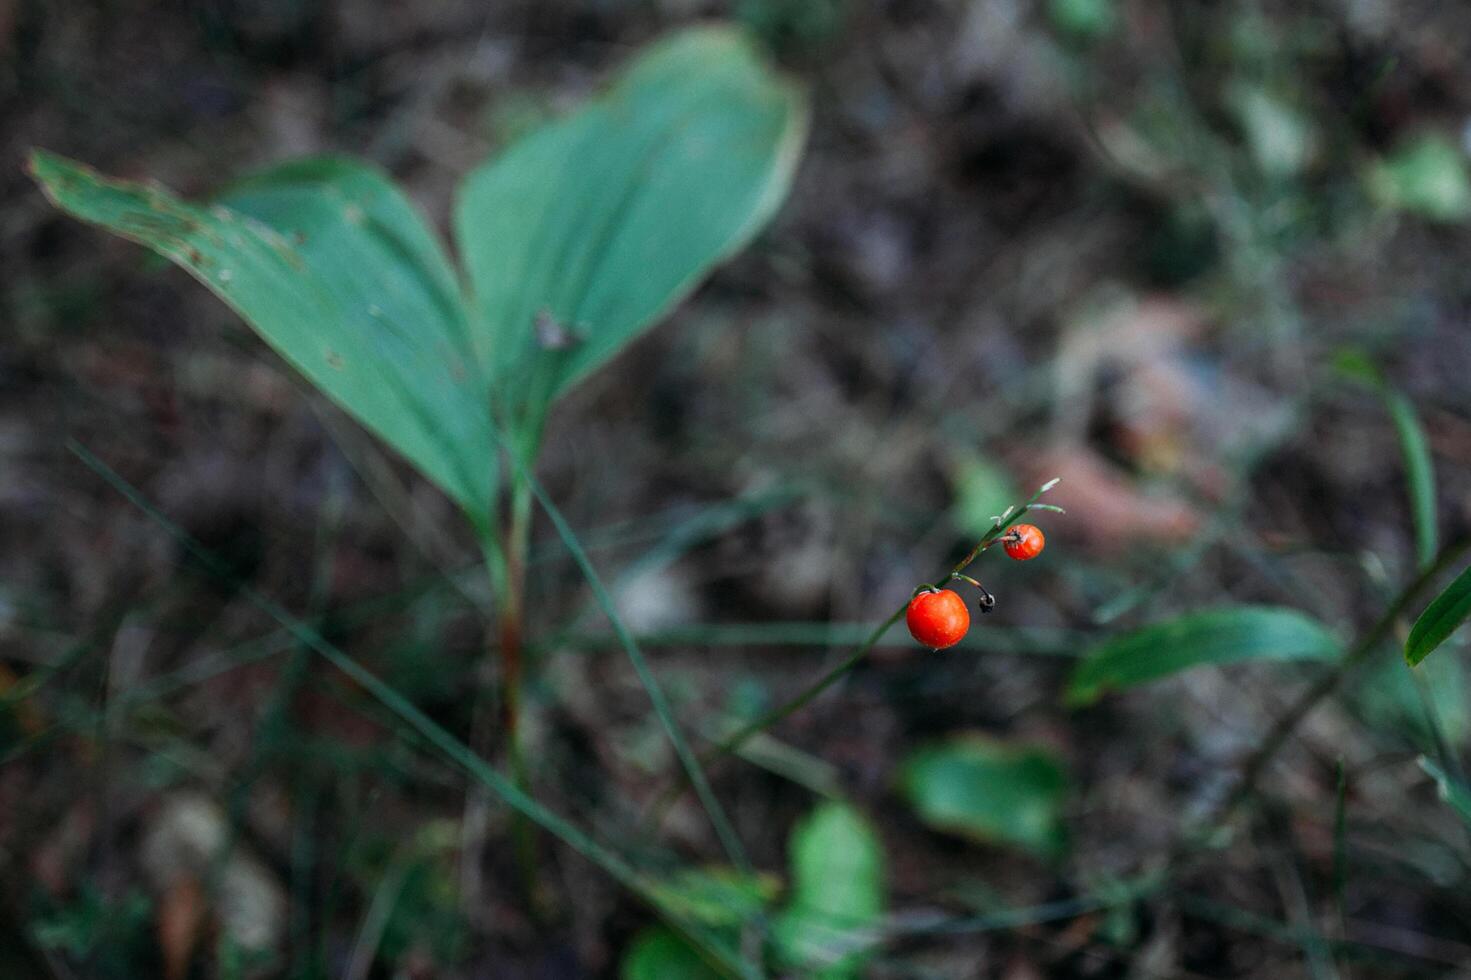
689,479,1059,763
645,478,1060,828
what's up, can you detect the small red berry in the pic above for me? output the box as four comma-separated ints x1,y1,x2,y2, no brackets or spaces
1004,524,1045,560
906,588,970,649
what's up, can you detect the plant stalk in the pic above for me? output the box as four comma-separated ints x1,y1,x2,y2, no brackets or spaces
500,470,538,898
646,483,1061,825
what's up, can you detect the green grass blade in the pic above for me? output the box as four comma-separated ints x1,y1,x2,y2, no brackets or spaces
1383,387,1438,570
514,463,753,876
1405,562,1471,666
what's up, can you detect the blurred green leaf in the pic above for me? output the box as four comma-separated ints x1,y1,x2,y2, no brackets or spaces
1048,0,1114,38
621,927,722,980
897,734,1068,860
775,801,884,979
1405,563,1471,666
1419,757,1471,827
1370,134,1471,222
32,885,153,974
1329,347,1379,383
1068,607,1342,706
1225,83,1317,177
28,152,497,527
950,455,1019,540
738,0,847,54
455,26,808,437
1356,653,1468,750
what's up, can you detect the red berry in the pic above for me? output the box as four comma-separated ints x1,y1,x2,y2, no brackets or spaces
1004,524,1045,561
906,589,970,649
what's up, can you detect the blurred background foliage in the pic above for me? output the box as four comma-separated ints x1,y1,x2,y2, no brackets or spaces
4,0,1471,977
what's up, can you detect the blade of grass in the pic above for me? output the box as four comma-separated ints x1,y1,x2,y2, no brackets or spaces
1383,387,1438,571
551,485,802,638
67,440,756,980
510,459,753,876
1335,355,1438,571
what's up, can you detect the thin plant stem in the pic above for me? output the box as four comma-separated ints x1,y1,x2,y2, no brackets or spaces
499,469,537,892
646,481,1061,825
712,479,1061,762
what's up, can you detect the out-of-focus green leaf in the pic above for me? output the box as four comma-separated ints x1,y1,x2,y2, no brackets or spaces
950,455,1018,540
1406,563,1471,666
1356,653,1468,750
897,734,1068,860
1330,348,1378,383
737,0,847,54
1370,134,1471,222
649,866,779,928
1225,83,1317,177
455,26,807,435
28,152,496,527
1048,0,1114,38
1068,606,1342,706
1419,757,1471,827
775,801,884,979
621,927,722,980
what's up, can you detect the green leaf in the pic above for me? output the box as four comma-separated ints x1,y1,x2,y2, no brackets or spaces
1418,757,1471,827
1355,653,1468,750
454,26,807,433
1068,606,1342,706
950,454,1018,540
1048,0,1115,38
775,801,884,979
1370,134,1471,222
1405,563,1471,666
1225,83,1317,178
621,928,723,980
897,734,1068,860
28,152,496,526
